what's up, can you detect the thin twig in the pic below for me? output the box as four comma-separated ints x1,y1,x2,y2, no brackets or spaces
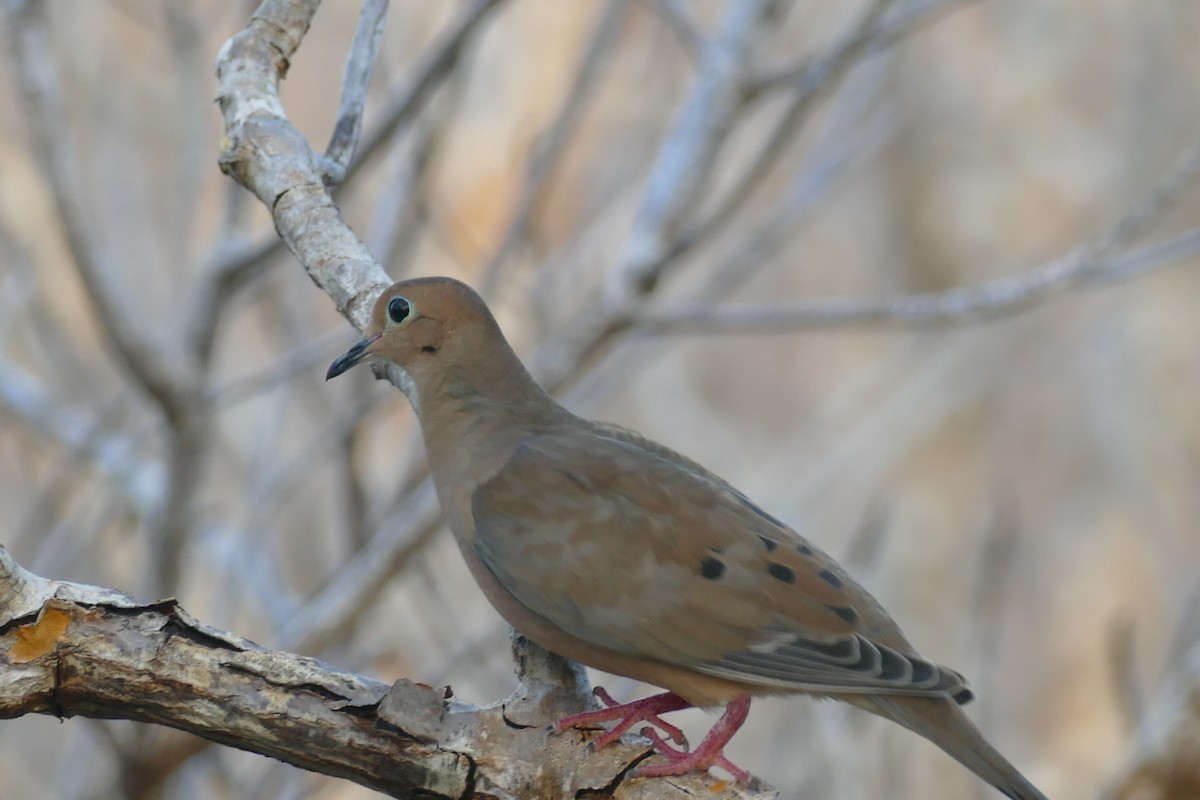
745,0,979,100
611,0,782,300
323,0,391,183
525,0,785,391
638,224,1200,334
187,232,288,367
642,0,705,60
640,138,1200,334
275,482,444,652
666,0,899,268
343,0,507,187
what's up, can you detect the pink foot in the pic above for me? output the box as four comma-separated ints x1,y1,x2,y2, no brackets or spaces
555,688,690,749
635,695,752,785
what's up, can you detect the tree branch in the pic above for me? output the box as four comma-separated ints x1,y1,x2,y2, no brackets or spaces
0,545,774,799
323,0,390,183
638,138,1200,334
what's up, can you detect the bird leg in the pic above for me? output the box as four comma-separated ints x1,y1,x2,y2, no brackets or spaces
635,695,752,784
555,688,690,749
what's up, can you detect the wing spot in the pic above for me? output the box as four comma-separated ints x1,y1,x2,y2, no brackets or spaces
818,569,842,588
758,535,778,552
700,556,726,581
825,604,859,625
767,562,796,584
796,544,813,556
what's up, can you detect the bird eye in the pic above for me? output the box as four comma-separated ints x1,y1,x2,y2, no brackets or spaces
387,296,411,324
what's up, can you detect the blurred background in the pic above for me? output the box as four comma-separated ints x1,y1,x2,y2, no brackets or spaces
2,1,1199,798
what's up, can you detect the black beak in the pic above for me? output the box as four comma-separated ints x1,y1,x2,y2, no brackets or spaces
326,335,380,380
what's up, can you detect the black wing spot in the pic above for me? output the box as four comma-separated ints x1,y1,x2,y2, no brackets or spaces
818,569,843,589
767,562,796,584
796,544,813,556
700,556,726,580
758,535,778,552
825,604,859,625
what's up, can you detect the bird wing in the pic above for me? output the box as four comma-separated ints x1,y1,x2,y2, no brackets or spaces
470,429,970,701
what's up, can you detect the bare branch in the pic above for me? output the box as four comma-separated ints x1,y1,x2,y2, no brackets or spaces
345,0,507,186
638,221,1200,334
324,0,391,182
745,0,979,99
523,0,788,391
672,0,898,264
611,0,782,300
216,0,387,329
275,482,444,652
187,231,288,366
0,546,776,799
2,0,194,422
0,362,163,514
642,0,706,60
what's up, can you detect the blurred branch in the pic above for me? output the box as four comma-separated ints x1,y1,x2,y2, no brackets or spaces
611,0,782,300
745,0,978,99
5,0,223,601
208,326,348,408
527,0,786,389
344,0,507,186
0,546,775,799
675,0,897,259
0,362,162,515
480,0,631,295
678,44,895,311
1106,645,1200,800
1107,614,1143,735
323,0,390,182
366,64,466,275
526,0,908,392
637,224,1200,334
275,481,444,652
187,232,288,366
3,0,195,423
642,0,705,60
637,133,1200,335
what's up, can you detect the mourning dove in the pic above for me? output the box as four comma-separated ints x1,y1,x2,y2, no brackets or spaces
327,277,1049,800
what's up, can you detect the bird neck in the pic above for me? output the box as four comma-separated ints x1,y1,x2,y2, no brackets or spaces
411,356,570,491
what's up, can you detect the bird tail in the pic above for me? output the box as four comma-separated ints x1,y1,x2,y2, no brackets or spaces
847,694,1049,800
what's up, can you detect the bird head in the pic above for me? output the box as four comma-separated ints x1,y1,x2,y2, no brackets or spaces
325,277,503,385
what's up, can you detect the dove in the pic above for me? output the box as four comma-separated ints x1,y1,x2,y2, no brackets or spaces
326,277,1048,799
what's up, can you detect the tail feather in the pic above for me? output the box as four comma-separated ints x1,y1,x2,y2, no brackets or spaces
847,694,1049,800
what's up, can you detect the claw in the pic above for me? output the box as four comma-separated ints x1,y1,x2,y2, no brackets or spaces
555,690,691,749
633,696,752,785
